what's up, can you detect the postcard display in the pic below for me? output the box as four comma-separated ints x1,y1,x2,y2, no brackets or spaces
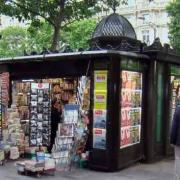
93,71,107,150
120,71,142,149
29,83,51,146
52,104,79,171
52,77,90,171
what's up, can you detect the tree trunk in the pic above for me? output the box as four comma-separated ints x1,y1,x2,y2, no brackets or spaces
51,25,61,51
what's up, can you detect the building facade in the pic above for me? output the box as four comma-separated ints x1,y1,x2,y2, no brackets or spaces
0,15,26,30
98,0,172,45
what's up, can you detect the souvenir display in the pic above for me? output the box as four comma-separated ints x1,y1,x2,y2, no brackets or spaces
43,78,77,105
29,83,51,146
120,71,142,149
0,76,89,175
0,72,9,107
0,72,10,131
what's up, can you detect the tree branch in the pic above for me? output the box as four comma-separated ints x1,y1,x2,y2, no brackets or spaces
61,18,80,28
9,0,56,26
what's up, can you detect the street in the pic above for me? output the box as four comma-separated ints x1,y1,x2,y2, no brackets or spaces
0,158,175,180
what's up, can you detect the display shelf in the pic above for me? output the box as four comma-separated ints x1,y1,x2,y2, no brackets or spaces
51,78,77,105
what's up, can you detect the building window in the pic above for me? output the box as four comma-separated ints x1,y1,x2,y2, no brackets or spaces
127,0,135,6
142,30,150,45
142,14,150,24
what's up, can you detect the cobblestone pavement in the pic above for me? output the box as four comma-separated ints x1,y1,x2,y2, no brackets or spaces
0,159,175,180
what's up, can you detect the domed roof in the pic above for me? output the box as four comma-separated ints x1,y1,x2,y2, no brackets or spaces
92,13,137,40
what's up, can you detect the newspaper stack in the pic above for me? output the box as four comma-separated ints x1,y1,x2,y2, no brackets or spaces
25,160,44,172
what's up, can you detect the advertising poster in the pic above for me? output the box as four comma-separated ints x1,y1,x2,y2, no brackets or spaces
121,90,132,107
120,71,142,149
121,108,130,127
131,91,142,108
130,125,141,144
122,71,132,89
129,108,141,126
93,109,107,129
131,72,142,90
93,128,106,149
94,91,107,110
121,126,130,148
121,90,142,108
94,71,107,91
122,71,142,90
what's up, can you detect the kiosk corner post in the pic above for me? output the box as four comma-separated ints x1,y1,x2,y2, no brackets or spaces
163,64,172,157
145,60,157,162
106,55,120,171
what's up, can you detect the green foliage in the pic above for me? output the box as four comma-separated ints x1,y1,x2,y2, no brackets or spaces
0,18,97,57
61,19,97,50
0,0,101,50
167,1,180,52
27,21,53,52
0,26,28,58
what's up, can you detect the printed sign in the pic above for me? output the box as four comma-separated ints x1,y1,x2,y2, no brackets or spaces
94,91,107,110
94,71,107,90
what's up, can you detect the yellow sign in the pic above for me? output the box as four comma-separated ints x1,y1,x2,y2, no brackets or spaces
94,91,107,109
94,71,107,91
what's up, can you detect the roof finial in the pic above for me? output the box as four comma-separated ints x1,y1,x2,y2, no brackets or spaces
113,0,116,13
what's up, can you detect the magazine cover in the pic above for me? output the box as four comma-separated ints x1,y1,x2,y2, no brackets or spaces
131,90,142,108
121,90,132,107
121,108,130,127
129,108,141,126
120,126,130,148
93,109,107,129
58,124,74,137
93,128,106,149
121,71,142,90
130,125,141,144
121,71,132,89
131,72,142,90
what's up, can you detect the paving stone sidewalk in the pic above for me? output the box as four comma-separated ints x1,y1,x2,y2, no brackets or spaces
0,159,175,180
